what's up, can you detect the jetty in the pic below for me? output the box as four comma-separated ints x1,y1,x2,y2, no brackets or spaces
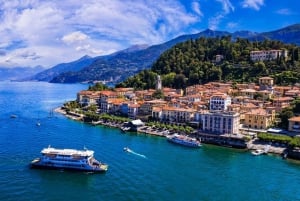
196,133,247,149
247,140,286,155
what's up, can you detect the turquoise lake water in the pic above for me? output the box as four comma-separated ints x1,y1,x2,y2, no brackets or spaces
1,81,300,201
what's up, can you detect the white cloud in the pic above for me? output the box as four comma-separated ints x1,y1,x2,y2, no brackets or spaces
62,31,89,44
0,0,201,68
209,0,234,30
192,1,203,17
276,8,293,15
242,0,264,11
217,0,234,13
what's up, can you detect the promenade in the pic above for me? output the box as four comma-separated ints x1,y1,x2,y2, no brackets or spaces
55,107,287,155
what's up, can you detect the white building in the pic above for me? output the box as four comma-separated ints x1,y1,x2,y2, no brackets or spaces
250,49,287,61
201,111,240,135
209,93,231,111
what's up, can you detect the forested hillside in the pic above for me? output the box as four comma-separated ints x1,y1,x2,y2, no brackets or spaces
117,36,300,89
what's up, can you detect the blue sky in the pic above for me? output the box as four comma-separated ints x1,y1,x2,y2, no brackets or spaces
0,0,299,68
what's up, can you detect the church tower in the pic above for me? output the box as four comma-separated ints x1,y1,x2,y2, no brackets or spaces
156,75,162,90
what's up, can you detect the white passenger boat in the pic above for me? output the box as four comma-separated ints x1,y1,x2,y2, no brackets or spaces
30,146,108,173
166,134,201,148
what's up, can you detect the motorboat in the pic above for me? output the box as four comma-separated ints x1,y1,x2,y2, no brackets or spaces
251,149,265,156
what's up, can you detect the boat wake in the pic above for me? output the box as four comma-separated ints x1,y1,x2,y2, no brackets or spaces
124,147,147,158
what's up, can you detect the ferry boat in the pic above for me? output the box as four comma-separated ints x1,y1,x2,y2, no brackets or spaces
30,146,108,173
166,134,201,148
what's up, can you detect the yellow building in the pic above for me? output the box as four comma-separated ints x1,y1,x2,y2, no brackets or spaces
161,106,196,123
244,108,275,130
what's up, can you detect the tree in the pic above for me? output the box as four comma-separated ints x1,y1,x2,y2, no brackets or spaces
278,107,294,129
87,104,97,113
88,82,109,91
174,74,187,89
152,89,164,99
292,98,300,114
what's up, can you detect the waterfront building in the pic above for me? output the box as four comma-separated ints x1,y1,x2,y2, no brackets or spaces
200,111,240,135
161,106,196,123
98,91,118,113
128,102,140,119
127,119,145,131
120,102,130,116
288,116,300,132
209,92,231,111
77,90,101,106
151,106,163,121
244,108,276,130
105,98,125,114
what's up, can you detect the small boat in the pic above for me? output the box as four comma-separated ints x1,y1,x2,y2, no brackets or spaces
123,147,131,152
120,127,131,133
166,134,201,148
36,121,41,126
30,146,108,173
251,145,270,156
251,149,265,156
10,114,18,118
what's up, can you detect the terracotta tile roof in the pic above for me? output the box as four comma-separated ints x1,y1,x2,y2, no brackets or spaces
162,106,196,112
259,76,273,80
289,116,300,122
100,90,117,96
245,108,269,116
273,97,294,101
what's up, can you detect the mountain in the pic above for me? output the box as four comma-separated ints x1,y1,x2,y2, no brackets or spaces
0,66,45,81
118,36,300,89
27,55,96,82
40,24,300,84
49,30,232,84
255,24,300,45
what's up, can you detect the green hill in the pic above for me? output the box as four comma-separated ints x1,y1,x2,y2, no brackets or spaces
117,36,300,89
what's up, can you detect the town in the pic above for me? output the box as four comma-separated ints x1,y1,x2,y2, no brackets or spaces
58,71,300,159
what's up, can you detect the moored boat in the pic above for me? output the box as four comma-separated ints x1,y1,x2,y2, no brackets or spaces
166,134,201,148
30,146,108,173
251,149,265,156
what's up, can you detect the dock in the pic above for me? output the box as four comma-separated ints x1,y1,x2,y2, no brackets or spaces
247,140,286,155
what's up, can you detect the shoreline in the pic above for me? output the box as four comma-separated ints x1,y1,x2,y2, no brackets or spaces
55,107,287,156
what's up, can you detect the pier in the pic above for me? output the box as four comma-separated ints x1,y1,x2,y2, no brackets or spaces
196,133,247,149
